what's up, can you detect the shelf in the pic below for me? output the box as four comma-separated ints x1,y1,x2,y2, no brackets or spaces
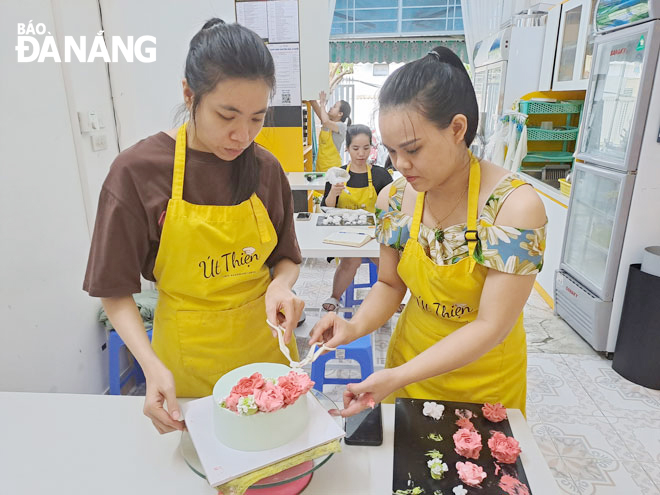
519,100,582,115
522,151,575,163
573,197,616,222
585,236,610,256
527,126,579,141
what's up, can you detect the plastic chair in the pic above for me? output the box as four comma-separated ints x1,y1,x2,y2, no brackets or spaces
108,328,152,395
310,334,374,392
342,258,378,317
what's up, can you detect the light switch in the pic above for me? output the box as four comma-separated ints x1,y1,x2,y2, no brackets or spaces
91,134,108,151
89,111,99,130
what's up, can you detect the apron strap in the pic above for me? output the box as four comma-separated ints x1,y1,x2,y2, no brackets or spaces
250,194,273,244
410,153,480,270
172,123,188,200
411,191,425,241
465,152,481,272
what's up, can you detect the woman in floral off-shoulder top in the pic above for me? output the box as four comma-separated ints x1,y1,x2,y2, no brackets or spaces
310,46,547,417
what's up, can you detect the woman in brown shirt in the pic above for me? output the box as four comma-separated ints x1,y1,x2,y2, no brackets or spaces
84,19,303,434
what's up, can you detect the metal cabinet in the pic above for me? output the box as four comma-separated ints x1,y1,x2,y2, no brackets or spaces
552,0,597,90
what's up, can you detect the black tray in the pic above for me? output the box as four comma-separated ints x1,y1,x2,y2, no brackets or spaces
393,398,531,494
316,215,375,226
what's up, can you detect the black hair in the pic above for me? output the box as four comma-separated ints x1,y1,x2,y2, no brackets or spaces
184,18,275,205
378,46,478,147
345,124,372,148
338,100,352,126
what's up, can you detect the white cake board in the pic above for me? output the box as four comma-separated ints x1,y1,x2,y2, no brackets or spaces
182,394,345,488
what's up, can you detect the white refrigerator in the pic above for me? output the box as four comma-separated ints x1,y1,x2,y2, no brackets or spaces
472,25,546,149
555,0,660,353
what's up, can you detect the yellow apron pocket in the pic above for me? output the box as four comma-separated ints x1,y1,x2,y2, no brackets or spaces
175,296,294,378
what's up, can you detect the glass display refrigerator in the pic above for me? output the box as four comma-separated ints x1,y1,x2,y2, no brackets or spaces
555,0,660,352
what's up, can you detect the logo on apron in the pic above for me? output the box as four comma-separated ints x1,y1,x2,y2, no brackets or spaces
415,295,473,319
198,247,260,279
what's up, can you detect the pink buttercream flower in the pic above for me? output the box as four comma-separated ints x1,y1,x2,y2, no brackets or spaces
223,392,241,412
453,428,482,459
488,431,522,464
455,461,487,487
231,372,265,397
253,381,285,412
499,474,530,495
277,374,305,405
285,371,314,394
482,402,507,422
455,417,475,431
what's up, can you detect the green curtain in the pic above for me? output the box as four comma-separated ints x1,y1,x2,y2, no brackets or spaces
330,39,467,64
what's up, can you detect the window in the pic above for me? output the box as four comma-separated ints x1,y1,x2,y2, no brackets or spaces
372,63,390,76
332,0,463,38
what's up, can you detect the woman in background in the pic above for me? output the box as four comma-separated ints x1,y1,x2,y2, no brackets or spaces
310,91,352,172
320,125,392,312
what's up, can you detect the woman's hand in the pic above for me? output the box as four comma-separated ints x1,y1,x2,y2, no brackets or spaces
265,279,305,345
332,368,400,417
143,361,185,434
330,182,346,198
308,311,359,350
319,90,327,106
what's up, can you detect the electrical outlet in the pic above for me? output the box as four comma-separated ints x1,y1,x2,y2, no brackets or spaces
91,134,108,151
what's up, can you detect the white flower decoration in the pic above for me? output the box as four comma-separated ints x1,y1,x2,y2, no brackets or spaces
237,395,257,415
453,485,468,495
427,458,448,479
423,401,445,420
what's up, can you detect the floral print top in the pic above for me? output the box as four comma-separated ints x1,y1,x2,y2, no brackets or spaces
376,175,546,275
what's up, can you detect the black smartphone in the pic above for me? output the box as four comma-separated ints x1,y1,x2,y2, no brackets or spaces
344,404,383,446
296,212,311,221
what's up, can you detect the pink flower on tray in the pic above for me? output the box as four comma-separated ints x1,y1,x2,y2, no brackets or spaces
455,417,475,431
254,381,285,412
231,372,266,397
482,402,507,422
453,428,482,460
488,431,521,464
455,461,487,487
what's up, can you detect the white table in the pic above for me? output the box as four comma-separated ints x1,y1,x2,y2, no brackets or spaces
286,172,327,191
294,213,380,259
0,392,557,495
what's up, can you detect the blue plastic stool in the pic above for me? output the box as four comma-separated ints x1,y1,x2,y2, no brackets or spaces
310,334,374,392
108,328,152,395
343,258,378,318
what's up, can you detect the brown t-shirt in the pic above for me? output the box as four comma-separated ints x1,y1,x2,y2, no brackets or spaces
83,132,301,297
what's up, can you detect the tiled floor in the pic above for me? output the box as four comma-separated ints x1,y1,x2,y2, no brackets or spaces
292,257,660,495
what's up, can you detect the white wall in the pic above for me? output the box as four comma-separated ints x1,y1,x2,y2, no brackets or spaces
534,185,569,299
99,0,237,150
0,0,108,393
300,0,331,99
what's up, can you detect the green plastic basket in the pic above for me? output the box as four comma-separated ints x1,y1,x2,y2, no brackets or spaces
527,127,579,141
519,100,582,115
522,151,575,163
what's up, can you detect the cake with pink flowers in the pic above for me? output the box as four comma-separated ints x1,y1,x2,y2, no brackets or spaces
212,362,314,451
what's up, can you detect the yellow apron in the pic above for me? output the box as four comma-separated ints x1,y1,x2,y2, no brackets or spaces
151,123,298,398
385,154,527,414
316,128,342,172
336,163,378,212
